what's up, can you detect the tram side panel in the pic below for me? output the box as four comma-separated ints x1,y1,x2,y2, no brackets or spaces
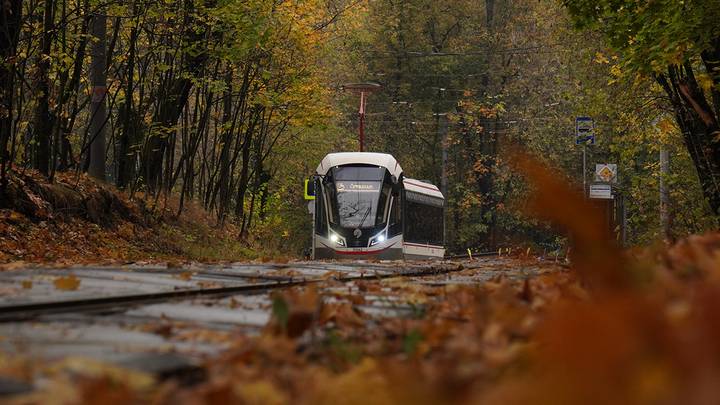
402,190,445,259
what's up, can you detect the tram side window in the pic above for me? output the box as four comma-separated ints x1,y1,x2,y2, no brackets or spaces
404,200,443,246
375,184,391,225
389,195,402,237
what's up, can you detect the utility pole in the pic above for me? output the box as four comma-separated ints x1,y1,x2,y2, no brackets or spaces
433,87,448,195
575,116,595,196
437,112,449,245
88,10,107,181
439,114,449,197
583,144,587,195
343,83,381,152
359,91,366,151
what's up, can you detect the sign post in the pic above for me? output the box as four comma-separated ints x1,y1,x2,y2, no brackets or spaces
589,163,617,200
589,162,619,241
575,116,595,195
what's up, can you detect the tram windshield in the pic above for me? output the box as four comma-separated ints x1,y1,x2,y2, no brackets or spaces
326,166,391,229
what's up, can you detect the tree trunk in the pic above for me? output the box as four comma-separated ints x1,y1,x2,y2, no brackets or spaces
485,0,494,29
0,0,22,189
657,59,720,217
217,68,234,224
235,121,254,226
33,0,56,176
88,11,108,181
55,0,89,171
141,0,215,193
117,1,139,188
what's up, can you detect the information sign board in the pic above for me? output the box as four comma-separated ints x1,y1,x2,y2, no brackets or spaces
589,183,613,200
575,116,595,145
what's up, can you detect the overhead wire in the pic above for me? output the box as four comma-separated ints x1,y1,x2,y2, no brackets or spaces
358,44,568,59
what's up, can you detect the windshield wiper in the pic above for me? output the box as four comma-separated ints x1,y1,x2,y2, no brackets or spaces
358,206,371,229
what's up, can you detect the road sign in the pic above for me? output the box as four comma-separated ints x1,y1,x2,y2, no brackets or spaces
589,183,613,199
575,116,595,145
594,164,617,183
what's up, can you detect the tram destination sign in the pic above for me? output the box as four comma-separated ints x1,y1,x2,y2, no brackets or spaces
336,182,379,192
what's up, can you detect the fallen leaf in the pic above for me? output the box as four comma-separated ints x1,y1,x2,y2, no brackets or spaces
21,280,32,289
0,261,28,271
54,275,81,291
197,281,221,289
167,260,183,269
320,302,366,329
267,287,320,338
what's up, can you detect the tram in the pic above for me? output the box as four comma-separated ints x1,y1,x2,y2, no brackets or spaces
304,152,445,260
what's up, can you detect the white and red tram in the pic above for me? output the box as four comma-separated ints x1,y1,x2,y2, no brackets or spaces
305,152,445,260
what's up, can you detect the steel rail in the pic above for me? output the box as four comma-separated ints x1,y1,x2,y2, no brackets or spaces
0,280,301,323
444,251,500,260
0,262,472,322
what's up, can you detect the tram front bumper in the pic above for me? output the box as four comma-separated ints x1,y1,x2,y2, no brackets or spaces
314,245,403,260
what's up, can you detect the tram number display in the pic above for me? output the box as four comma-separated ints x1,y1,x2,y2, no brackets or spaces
335,182,379,192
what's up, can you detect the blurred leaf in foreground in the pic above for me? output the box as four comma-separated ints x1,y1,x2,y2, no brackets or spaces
267,287,319,338
53,275,81,291
509,148,629,291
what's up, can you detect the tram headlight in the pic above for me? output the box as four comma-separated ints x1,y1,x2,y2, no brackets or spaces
329,233,345,247
370,232,387,247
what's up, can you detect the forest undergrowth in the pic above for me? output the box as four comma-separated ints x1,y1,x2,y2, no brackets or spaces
0,169,261,265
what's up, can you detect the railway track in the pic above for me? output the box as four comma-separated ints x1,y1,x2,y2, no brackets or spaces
0,256,554,397
0,279,295,322
0,260,476,322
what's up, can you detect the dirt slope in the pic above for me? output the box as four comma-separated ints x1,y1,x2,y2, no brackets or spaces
0,170,255,264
